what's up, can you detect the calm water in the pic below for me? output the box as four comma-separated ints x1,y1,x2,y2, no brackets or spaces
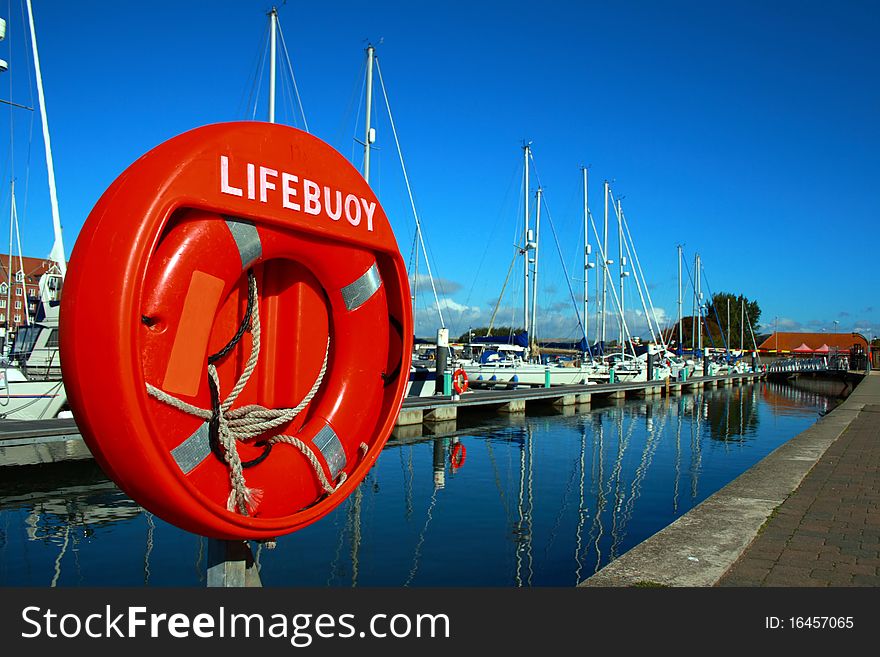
0,380,850,587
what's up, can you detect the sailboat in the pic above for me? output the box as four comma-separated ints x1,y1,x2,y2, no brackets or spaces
0,1,69,420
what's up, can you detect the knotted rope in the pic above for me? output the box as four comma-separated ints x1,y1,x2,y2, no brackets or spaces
145,271,357,515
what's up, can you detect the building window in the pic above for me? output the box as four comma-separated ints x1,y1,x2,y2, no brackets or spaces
13,314,21,323
15,272,23,283
0,300,5,309
15,288,22,296
14,301,21,310
0,283,6,294
28,287,37,297
0,313,5,323
29,303,36,313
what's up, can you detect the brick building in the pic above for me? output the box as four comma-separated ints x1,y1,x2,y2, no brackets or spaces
0,253,53,332
757,331,869,355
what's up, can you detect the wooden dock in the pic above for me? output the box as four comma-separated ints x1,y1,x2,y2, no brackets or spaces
0,373,765,467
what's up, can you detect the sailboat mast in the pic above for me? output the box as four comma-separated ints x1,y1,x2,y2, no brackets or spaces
523,143,530,339
582,167,589,349
25,0,65,277
268,7,277,123
363,45,376,184
617,198,624,356
601,180,609,343
696,254,702,353
691,252,698,353
726,297,731,357
530,187,542,350
740,298,745,351
677,245,683,353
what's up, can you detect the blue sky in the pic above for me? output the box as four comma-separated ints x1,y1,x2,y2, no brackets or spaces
1,0,878,340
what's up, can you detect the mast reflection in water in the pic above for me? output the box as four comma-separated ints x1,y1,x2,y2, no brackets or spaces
0,381,845,586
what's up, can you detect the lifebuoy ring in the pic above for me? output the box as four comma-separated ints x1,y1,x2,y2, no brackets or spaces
60,123,412,540
452,368,469,394
450,443,466,469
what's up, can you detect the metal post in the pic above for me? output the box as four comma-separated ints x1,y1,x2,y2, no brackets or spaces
268,7,277,123
207,539,262,587
436,328,448,395
363,45,375,183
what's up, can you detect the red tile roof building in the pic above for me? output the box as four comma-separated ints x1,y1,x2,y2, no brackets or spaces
757,331,868,354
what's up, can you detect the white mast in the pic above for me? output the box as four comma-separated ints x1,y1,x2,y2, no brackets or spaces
726,296,731,357
691,252,698,354
740,298,745,351
582,167,592,352
696,254,702,353
25,0,65,278
522,143,530,340
530,187,542,350
617,197,624,356
600,180,609,344
268,7,277,123
677,245,683,353
363,45,376,184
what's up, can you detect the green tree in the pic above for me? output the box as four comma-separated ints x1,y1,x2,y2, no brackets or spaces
705,292,762,349
457,326,525,342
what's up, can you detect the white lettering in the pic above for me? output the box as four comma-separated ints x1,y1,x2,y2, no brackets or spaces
21,606,41,638
60,614,81,638
247,163,256,200
217,155,378,233
192,613,215,638
86,613,102,638
150,613,167,637
220,156,243,197
259,166,277,203
304,179,321,215
129,606,147,637
324,187,343,221
360,198,376,232
106,606,124,637
282,173,301,211
345,193,362,226
167,613,190,638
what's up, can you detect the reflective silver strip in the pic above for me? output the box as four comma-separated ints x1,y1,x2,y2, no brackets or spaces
224,219,262,269
171,423,211,475
313,423,346,479
340,262,382,311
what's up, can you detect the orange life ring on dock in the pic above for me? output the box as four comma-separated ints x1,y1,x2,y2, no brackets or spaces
60,123,413,540
450,442,466,470
452,368,469,394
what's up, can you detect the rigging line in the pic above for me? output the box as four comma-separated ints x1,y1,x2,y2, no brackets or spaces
275,21,309,132
607,195,657,346
613,198,668,349
528,155,592,355
337,56,366,157
250,34,270,120
487,248,519,336
374,58,444,328
238,16,270,118
699,265,730,352
587,207,638,358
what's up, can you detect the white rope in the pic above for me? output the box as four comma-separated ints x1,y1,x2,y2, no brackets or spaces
145,275,347,516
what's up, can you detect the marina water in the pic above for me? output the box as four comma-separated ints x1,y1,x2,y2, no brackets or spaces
0,379,850,586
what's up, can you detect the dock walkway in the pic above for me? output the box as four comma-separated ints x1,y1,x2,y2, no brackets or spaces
717,371,880,586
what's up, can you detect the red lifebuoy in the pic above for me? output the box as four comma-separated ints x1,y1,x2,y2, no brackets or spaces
450,443,466,470
452,368,469,394
60,123,412,540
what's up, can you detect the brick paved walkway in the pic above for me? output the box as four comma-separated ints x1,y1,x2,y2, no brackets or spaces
718,386,880,586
